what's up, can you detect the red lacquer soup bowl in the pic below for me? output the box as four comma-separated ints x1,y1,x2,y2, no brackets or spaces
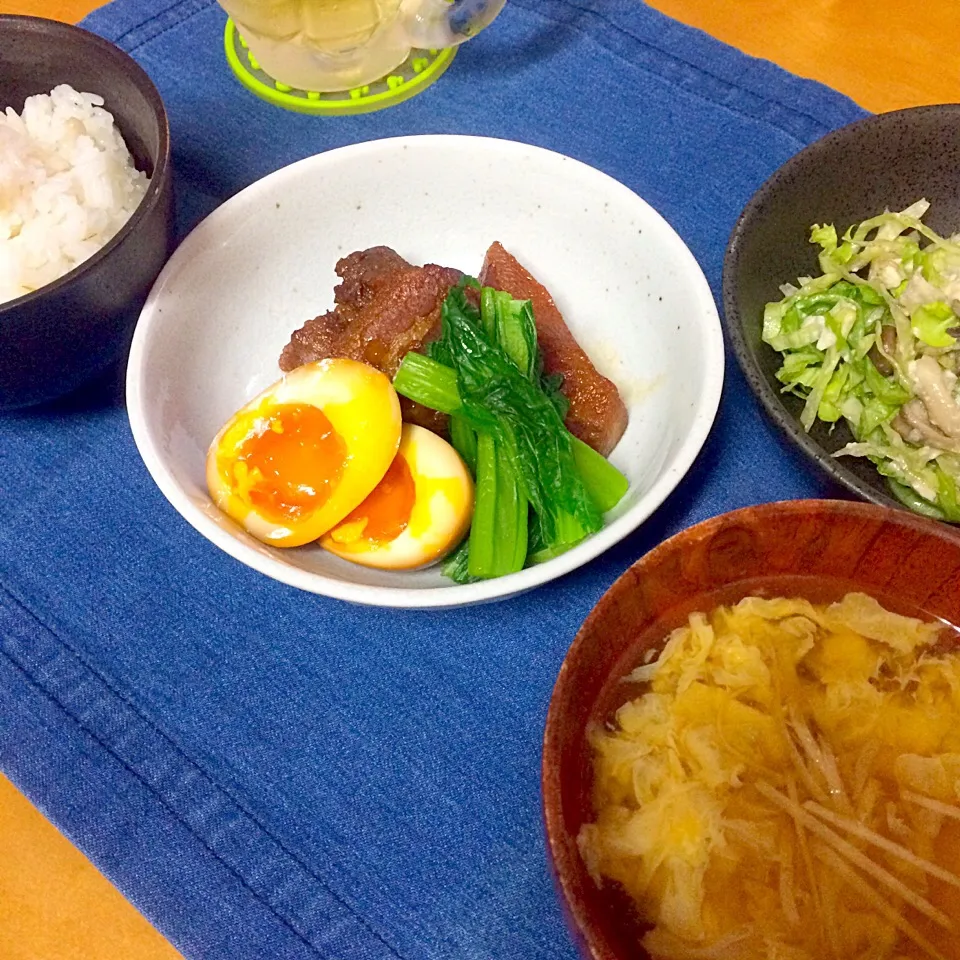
542,499,960,960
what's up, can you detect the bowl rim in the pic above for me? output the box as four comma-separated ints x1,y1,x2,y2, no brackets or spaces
126,133,726,608
0,14,172,316
540,497,960,959
722,103,960,514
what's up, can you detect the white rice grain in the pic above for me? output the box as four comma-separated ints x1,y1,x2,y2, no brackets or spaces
0,84,150,304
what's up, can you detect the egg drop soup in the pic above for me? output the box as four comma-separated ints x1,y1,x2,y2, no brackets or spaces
579,593,960,960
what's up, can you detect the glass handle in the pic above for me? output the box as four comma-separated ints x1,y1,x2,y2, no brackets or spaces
402,0,507,49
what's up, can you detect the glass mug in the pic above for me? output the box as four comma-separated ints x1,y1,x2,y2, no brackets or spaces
218,0,507,92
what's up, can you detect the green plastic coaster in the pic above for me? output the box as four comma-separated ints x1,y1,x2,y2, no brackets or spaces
224,20,456,116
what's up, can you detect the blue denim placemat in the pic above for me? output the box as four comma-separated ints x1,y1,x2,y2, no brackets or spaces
0,2,868,957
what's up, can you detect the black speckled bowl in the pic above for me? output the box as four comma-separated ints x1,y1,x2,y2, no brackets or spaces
0,15,174,409
723,104,960,514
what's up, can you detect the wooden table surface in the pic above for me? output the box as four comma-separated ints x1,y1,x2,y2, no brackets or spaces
2,0,957,957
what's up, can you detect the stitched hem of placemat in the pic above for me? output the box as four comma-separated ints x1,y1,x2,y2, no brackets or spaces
0,579,407,960
110,0,215,54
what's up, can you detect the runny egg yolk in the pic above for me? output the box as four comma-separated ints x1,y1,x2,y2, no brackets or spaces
206,358,402,548
332,453,417,547
320,423,474,570
235,403,346,523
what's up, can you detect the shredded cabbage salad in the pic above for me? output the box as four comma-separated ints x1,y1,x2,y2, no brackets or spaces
763,199,960,520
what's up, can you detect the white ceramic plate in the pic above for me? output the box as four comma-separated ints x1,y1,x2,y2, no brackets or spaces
127,136,723,608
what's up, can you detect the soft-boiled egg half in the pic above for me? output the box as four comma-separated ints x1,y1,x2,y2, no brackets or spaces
206,359,402,547
320,424,474,570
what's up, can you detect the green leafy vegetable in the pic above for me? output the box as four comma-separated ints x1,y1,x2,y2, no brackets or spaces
394,280,628,579
441,540,476,584
480,287,538,381
886,478,946,521
392,352,460,413
571,436,630,513
468,432,499,576
440,285,602,548
911,301,957,348
449,415,478,475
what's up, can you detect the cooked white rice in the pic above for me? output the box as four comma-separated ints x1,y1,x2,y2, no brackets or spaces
0,84,150,305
